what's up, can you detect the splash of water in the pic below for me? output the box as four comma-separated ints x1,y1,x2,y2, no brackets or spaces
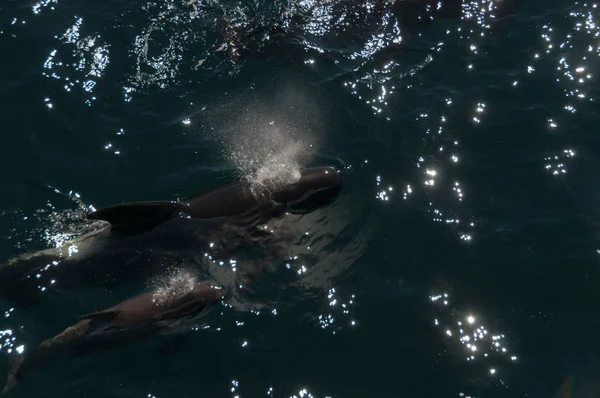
205,85,322,196
1,187,102,253
227,125,308,196
151,269,197,306
37,188,102,249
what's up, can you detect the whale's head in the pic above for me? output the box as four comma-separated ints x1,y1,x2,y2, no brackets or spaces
158,281,226,320
271,166,342,213
190,282,227,306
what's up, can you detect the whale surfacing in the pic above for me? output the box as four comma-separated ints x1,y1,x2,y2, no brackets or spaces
3,280,225,393
87,166,342,232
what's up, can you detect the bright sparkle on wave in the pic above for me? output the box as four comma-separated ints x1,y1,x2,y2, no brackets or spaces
40,16,110,107
544,148,576,176
430,291,518,381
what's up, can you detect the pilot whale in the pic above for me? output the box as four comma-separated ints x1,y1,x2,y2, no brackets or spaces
0,166,342,303
3,280,225,393
211,0,526,65
87,165,342,232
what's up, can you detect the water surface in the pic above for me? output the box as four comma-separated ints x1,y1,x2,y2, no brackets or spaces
1,0,600,397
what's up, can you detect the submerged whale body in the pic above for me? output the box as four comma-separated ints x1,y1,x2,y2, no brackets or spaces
2,280,225,393
214,0,526,65
0,166,342,304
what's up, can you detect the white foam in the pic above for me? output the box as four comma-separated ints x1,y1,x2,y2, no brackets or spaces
228,133,305,196
151,269,197,306
223,111,317,198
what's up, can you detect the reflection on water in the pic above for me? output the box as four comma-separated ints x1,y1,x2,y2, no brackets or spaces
344,54,433,118
32,0,59,15
430,290,518,387
545,148,576,176
129,0,211,91
0,329,19,355
5,0,533,107
533,3,599,110
318,288,357,332
227,379,330,398
42,16,111,106
14,0,505,103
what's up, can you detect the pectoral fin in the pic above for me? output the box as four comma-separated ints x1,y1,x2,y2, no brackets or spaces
87,201,179,232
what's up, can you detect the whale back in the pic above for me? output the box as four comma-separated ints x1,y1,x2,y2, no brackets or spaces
180,180,272,219
86,166,342,232
80,282,225,328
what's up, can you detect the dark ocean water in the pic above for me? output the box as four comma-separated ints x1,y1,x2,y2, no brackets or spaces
1,0,600,397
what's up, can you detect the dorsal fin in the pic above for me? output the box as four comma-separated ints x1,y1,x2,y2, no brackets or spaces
87,201,179,232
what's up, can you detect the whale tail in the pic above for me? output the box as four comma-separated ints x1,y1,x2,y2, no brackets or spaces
3,354,25,394
87,201,179,234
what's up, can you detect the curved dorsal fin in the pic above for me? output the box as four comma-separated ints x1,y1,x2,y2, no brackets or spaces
87,201,179,232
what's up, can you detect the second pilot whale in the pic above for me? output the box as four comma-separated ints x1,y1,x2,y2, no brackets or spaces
3,279,226,393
